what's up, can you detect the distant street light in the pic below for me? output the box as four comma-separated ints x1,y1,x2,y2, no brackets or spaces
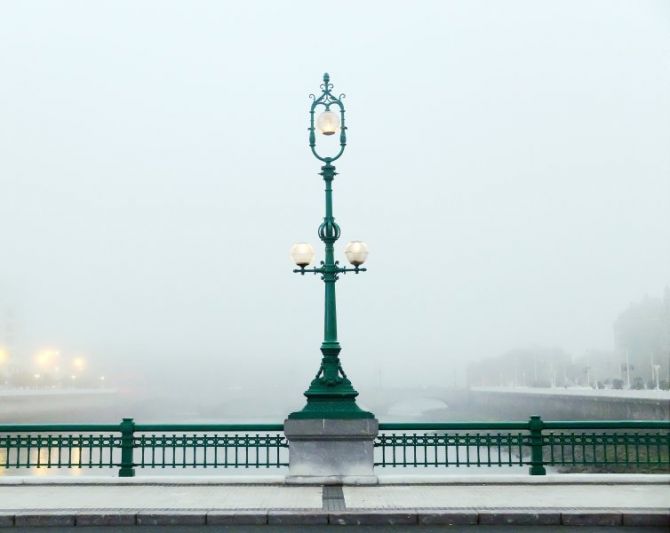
288,73,373,420
652,363,661,390
36,349,59,370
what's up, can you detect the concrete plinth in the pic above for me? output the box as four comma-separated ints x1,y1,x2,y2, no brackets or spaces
284,418,378,485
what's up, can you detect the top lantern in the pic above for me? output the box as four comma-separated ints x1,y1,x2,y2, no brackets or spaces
309,73,347,162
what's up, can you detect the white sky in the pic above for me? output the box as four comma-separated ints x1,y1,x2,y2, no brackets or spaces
1,0,669,393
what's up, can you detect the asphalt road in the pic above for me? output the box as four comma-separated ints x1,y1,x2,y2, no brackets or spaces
7,526,670,532
6,526,667,533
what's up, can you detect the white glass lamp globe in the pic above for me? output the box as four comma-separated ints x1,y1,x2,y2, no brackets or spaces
344,241,368,266
290,242,316,267
316,110,340,136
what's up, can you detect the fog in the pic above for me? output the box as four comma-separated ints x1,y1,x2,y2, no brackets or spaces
1,1,669,415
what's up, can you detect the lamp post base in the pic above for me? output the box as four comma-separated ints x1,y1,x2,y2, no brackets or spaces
287,397,375,420
288,348,375,420
284,418,379,485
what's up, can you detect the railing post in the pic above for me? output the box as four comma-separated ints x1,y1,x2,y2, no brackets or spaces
528,415,546,476
118,417,135,477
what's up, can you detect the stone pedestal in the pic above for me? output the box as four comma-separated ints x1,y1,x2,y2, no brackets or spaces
284,418,379,485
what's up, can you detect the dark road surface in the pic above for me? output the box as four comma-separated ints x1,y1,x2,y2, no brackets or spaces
8,526,668,532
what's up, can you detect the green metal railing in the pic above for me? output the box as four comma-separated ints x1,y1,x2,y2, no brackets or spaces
1,417,668,476
0,419,288,477
376,417,670,475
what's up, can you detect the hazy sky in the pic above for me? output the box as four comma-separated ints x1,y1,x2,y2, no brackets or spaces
1,1,669,393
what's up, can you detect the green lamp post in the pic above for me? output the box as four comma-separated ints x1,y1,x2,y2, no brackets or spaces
288,73,374,420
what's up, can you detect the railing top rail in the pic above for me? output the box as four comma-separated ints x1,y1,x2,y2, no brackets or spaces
134,424,285,432
378,422,529,431
0,423,285,433
1,420,668,433
378,420,670,431
542,420,670,430
0,424,122,432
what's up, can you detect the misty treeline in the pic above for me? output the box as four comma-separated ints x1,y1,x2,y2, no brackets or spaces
467,288,670,390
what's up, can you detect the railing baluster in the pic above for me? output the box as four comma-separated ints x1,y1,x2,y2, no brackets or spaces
455,435,460,466
528,415,546,476
118,418,135,477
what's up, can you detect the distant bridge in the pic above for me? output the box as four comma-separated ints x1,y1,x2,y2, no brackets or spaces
467,386,670,420
363,386,670,420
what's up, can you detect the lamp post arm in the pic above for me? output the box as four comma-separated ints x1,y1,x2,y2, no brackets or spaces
293,265,367,276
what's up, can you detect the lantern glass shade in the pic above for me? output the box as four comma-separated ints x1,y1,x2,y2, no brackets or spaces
344,241,368,266
290,242,316,267
316,110,340,136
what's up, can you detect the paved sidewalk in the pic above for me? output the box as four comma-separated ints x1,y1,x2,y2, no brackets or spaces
0,475,667,527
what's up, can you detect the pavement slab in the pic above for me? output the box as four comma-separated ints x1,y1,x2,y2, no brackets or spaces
0,476,667,528
343,483,670,509
0,484,322,510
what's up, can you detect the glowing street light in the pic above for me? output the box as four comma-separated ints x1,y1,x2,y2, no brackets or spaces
35,349,60,369
290,243,316,268
344,241,369,267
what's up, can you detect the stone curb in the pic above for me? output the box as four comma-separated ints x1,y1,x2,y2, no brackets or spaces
623,511,670,527
267,510,328,525
329,511,416,525
207,510,268,525
561,511,622,526
418,510,478,525
479,511,561,525
0,509,668,527
136,511,206,526
13,512,75,527
76,512,136,526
